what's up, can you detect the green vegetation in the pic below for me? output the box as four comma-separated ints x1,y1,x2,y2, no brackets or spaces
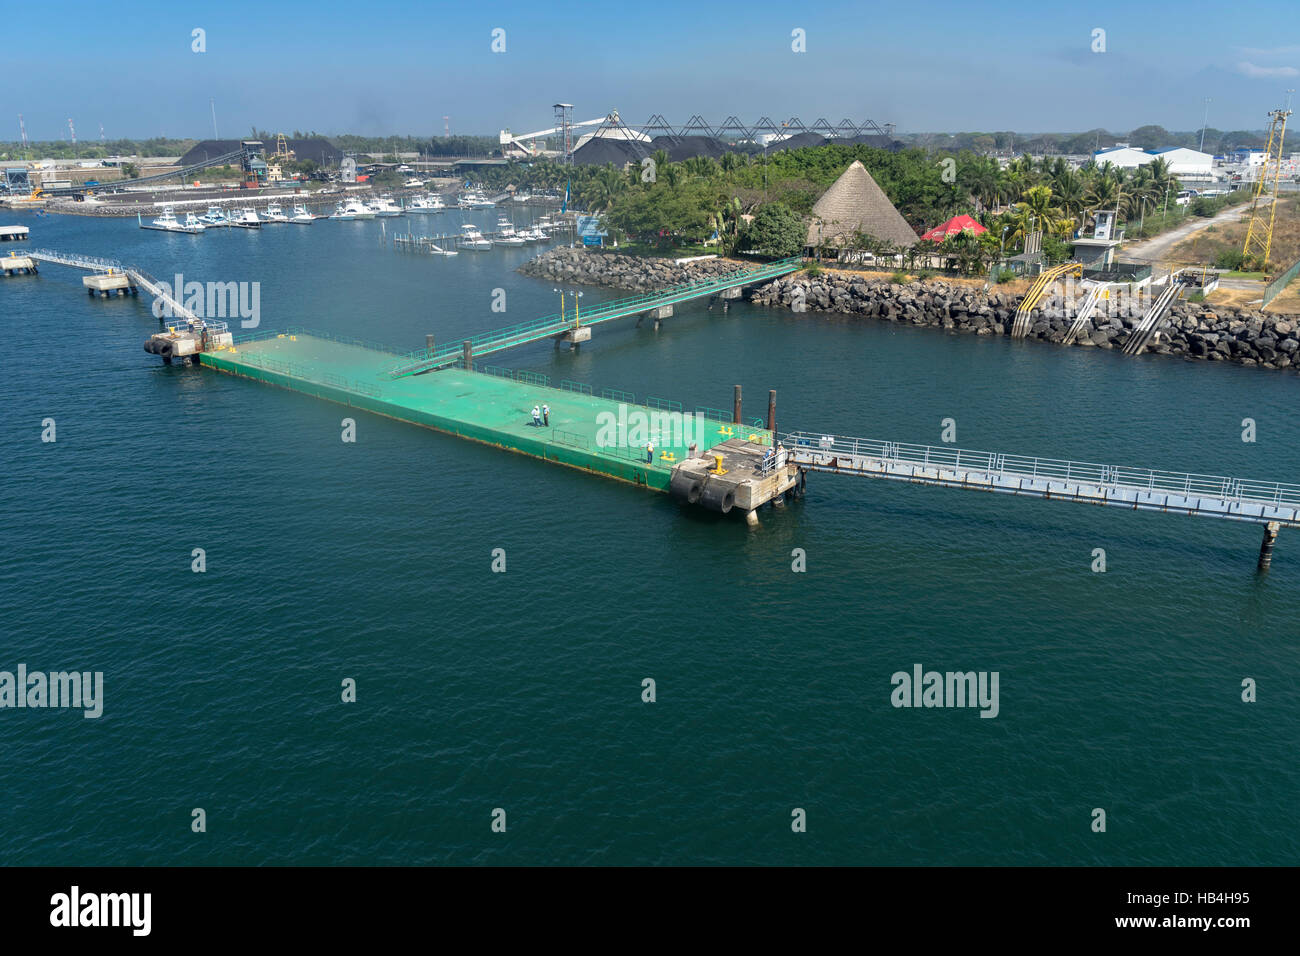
740,203,806,258
1214,249,1247,270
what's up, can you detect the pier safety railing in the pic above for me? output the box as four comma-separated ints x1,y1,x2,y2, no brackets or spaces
783,431,1300,527
25,249,124,272
384,255,804,378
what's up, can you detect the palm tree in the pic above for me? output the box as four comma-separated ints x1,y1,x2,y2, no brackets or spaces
1052,169,1086,222
1084,176,1121,229
651,149,669,181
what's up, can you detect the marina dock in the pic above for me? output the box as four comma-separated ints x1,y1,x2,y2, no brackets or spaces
14,243,1300,562
201,330,795,517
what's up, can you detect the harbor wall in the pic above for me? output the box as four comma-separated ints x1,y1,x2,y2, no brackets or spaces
520,248,1300,373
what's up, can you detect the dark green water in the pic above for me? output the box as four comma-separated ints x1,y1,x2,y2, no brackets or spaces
1,210,1296,865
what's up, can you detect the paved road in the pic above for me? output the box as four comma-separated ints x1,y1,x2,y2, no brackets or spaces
1121,200,1257,266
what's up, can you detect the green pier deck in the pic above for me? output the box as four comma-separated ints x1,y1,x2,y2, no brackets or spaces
201,331,772,490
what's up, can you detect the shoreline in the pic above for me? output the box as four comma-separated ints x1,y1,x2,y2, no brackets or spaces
520,247,1300,373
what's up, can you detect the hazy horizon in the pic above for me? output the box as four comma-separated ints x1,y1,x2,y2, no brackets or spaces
10,0,1298,142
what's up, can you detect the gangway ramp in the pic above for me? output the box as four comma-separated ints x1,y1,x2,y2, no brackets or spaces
386,255,804,377
24,248,206,327
784,431,1300,529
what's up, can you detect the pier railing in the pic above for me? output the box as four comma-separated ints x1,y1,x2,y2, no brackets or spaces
25,249,124,272
783,431,1300,519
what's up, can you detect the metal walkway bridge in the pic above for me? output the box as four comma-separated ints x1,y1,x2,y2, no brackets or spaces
784,431,1300,556
386,255,804,378
24,248,205,327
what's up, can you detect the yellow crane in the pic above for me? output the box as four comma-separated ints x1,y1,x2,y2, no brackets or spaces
1242,107,1292,270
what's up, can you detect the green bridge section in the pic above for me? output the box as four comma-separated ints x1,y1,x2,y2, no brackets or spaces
387,255,805,378
201,330,772,490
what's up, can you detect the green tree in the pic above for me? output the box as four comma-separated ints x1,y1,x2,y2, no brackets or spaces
741,203,806,258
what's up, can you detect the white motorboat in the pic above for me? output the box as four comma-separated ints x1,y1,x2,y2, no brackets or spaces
198,206,230,227
263,203,289,223
404,178,424,188
370,196,403,217
493,218,525,245
459,224,492,250
139,205,205,233
343,199,376,219
428,243,458,257
230,208,262,229
290,205,317,223
328,202,355,221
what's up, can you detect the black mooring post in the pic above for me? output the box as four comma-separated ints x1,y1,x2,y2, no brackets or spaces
767,389,777,436
1258,521,1280,572
733,385,742,425
462,340,473,371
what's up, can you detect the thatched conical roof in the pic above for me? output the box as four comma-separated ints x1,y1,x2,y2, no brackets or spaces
806,160,917,248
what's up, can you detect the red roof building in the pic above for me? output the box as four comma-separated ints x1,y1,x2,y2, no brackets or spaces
920,214,988,242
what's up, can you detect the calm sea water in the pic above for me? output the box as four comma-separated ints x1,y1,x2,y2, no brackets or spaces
1,208,1296,866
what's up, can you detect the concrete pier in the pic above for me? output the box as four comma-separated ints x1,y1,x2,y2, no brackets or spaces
645,304,673,328
83,273,136,296
0,254,35,276
668,438,800,517
0,225,29,242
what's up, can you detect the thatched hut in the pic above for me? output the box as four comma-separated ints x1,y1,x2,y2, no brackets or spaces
806,160,917,255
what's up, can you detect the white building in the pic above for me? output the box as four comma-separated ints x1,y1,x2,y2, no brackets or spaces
1149,147,1213,179
1092,145,1153,169
1093,145,1213,178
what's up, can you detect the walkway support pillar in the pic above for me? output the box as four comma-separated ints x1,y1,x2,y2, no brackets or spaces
733,385,742,425
1258,521,1280,572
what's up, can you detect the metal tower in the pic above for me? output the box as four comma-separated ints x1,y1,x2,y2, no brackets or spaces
1243,106,1292,269
553,103,574,165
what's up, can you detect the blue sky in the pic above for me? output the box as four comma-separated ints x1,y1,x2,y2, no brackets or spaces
8,0,1299,141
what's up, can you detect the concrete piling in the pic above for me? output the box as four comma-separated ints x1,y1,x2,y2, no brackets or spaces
767,390,776,435
426,334,435,353
462,340,473,371
733,385,742,425
1258,521,1280,572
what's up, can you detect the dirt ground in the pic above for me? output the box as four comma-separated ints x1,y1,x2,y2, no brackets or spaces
1169,196,1300,273
817,265,1033,295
